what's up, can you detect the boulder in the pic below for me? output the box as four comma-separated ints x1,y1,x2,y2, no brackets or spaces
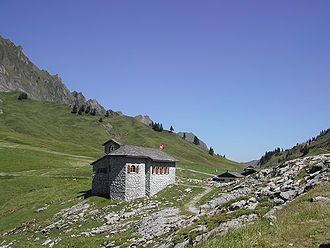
309,196,330,203
229,200,246,211
279,190,298,201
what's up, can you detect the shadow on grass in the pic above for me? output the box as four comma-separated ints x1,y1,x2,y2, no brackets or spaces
77,189,110,200
77,189,92,199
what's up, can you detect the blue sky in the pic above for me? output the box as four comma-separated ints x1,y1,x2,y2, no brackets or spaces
0,1,329,162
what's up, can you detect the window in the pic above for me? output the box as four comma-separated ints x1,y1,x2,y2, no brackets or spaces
152,166,169,175
127,164,139,173
110,145,114,151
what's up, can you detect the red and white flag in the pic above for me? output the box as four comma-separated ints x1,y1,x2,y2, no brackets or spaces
160,144,165,151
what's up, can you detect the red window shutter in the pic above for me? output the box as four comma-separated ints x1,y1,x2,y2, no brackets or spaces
127,165,131,173
136,165,139,173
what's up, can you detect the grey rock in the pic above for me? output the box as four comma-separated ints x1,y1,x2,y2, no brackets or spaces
273,197,285,205
174,239,189,248
310,196,330,203
138,208,181,240
229,200,246,211
203,187,252,209
134,115,153,126
177,132,208,151
279,190,298,201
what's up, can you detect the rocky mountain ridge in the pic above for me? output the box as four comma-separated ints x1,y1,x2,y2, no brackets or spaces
0,35,215,151
0,35,107,115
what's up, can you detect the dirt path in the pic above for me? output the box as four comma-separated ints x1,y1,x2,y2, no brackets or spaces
185,186,213,214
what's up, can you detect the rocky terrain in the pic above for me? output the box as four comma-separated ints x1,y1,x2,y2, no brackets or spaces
177,132,208,151
0,153,328,247
134,115,153,126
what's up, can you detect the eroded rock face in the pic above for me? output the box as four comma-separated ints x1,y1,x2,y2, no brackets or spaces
202,187,252,210
138,208,182,240
134,115,153,126
0,36,110,115
177,132,208,151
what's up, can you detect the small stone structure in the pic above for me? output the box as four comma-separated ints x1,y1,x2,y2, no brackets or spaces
91,139,178,200
212,171,244,183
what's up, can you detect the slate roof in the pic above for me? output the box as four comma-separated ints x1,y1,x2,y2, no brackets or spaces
217,171,244,178
91,145,178,165
110,145,178,162
102,138,122,146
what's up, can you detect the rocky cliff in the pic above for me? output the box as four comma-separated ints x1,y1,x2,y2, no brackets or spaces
134,115,153,126
0,35,106,114
177,132,208,151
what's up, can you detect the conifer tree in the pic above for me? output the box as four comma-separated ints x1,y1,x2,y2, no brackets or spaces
209,147,214,156
90,109,96,116
170,126,174,133
85,105,91,114
193,135,200,145
71,104,78,114
78,105,85,115
183,133,186,140
18,92,28,100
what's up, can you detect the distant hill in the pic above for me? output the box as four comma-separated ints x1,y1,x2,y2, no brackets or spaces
0,91,241,175
258,129,330,168
243,159,259,168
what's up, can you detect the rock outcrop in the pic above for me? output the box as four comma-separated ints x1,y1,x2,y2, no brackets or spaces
0,36,74,105
177,132,208,151
134,115,153,126
0,35,109,115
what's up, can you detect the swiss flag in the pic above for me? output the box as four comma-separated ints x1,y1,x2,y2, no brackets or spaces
160,144,165,151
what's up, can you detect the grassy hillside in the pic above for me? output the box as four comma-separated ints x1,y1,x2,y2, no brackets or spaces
202,182,330,248
0,91,241,175
259,129,330,168
0,91,242,242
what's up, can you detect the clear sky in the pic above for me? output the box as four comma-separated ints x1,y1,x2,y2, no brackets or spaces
0,1,329,162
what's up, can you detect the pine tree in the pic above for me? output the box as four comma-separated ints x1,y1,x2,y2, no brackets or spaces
71,104,78,114
170,126,174,133
300,145,309,156
85,105,91,114
183,133,186,140
78,105,85,115
18,92,28,100
99,117,103,123
160,124,163,132
193,136,200,145
105,110,110,117
209,147,214,156
90,109,96,116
